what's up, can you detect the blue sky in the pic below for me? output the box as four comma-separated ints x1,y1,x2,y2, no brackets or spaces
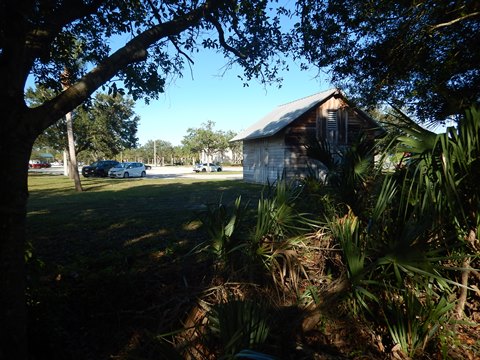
134,48,332,146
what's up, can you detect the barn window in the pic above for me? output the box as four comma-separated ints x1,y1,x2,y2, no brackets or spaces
317,108,348,144
327,109,338,142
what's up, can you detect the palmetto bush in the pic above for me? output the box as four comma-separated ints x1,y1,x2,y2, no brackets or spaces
383,290,454,358
304,134,376,215
326,208,376,315
207,298,272,359
322,105,480,357
324,176,459,357
247,180,319,292
193,181,319,358
199,179,318,291
199,195,248,273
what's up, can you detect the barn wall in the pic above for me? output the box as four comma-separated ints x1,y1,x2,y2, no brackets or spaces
242,134,285,184
282,104,328,182
344,107,378,142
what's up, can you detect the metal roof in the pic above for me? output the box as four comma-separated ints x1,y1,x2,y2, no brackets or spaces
230,88,338,142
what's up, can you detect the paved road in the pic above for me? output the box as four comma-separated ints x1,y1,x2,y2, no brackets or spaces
148,166,242,180
29,165,243,180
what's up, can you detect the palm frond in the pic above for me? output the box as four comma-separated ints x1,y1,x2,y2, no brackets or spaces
208,298,271,359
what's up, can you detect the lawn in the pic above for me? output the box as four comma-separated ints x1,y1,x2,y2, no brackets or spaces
26,173,263,359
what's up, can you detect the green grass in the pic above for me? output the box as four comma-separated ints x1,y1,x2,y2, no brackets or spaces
26,173,263,359
28,174,260,262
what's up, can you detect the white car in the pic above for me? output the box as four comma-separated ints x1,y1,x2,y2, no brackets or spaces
193,163,222,172
108,162,146,178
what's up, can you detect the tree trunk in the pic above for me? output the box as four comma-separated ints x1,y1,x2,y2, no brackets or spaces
61,68,83,192
455,229,476,319
65,111,83,191
455,257,471,319
63,150,69,176
0,132,32,359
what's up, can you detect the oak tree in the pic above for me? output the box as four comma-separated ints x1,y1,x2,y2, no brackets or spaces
0,1,290,357
294,0,480,122
182,120,230,163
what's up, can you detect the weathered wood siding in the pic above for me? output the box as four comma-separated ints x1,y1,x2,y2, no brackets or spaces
242,134,285,184
283,95,376,181
282,101,329,181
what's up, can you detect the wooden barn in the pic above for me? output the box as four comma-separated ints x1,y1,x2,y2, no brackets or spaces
230,89,381,184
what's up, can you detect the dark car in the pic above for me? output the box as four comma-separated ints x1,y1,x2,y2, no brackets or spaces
82,160,120,177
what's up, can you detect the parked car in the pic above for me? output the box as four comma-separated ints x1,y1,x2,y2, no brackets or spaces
193,163,222,172
108,162,146,178
82,160,119,177
29,160,51,169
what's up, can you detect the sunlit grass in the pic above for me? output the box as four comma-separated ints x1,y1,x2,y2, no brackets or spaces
27,173,262,266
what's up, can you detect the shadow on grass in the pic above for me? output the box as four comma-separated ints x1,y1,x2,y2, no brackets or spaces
26,176,262,359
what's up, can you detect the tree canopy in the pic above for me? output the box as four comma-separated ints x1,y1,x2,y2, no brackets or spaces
182,120,231,161
27,90,139,159
76,93,139,158
293,0,480,122
143,139,174,163
3,0,290,120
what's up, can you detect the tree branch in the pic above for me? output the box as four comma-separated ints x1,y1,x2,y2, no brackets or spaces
430,12,480,31
31,1,216,132
145,0,195,65
206,13,247,59
26,0,106,60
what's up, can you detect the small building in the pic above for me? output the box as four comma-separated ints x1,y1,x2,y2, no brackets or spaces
230,89,381,184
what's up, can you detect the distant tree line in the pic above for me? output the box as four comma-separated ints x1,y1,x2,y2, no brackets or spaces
29,94,242,166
